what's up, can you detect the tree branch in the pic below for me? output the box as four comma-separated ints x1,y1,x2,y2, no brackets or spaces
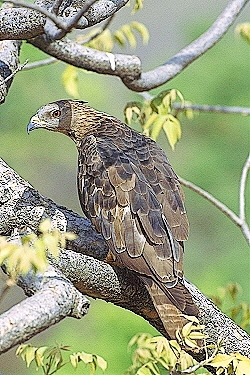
0,4,22,103
29,35,142,80
0,0,129,40
0,158,249,357
173,103,250,116
179,173,250,244
23,57,57,70
0,264,90,354
0,5,45,40
0,0,247,100
239,154,250,241
122,0,248,91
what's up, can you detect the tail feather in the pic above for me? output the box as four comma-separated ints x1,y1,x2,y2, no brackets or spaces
140,276,198,339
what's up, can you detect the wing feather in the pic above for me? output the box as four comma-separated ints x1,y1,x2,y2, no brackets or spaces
77,133,185,287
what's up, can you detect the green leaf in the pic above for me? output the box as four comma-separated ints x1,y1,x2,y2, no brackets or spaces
96,355,107,371
163,115,182,149
34,346,48,367
120,24,137,48
39,218,52,233
114,22,149,49
150,115,165,140
235,22,250,44
79,351,94,364
124,102,142,125
113,29,127,47
236,359,250,375
16,344,29,358
62,65,80,98
87,29,114,52
137,366,155,375
131,21,149,44
23,346,37,368
210,353,235,368
143,112,158,131
180,352,196,371
70,353,79,368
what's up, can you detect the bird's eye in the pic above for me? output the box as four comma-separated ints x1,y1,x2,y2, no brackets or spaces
51,110,61,118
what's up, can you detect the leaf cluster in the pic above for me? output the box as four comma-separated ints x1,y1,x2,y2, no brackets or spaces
126,317,207,375
84,21,149,51
124,90,193,149
16,343,107,375
0,219,75,288
126,327,250,375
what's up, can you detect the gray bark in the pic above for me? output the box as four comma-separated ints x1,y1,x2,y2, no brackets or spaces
0,158,249,357
0,265,89,353
0,0,248,103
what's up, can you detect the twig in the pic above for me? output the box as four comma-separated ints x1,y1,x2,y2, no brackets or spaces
140,92,250,116
22,57,57,70
239,155,250,242
173,103,250,116
179,175,250,244
0,59,28,86
179,177,241,225
182,341,221,373
22,14,114,70
47,0,97,39
51,0,64,15
8,59,28,79
239,154,250,221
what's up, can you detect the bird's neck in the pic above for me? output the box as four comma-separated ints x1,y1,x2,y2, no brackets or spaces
69,105,126,143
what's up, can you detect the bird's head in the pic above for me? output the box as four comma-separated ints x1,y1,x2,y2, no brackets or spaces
27,100,104,143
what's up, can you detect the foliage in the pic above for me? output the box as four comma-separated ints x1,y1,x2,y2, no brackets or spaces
125,332,250,375
0,1,249,374
211,283,250,330
0,219,75,292
124,90,191,149
80,21,149,52
16,343,107,375
124,284,250,375
125,318,205,375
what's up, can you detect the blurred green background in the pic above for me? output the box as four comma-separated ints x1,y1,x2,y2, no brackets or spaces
0,0,249,374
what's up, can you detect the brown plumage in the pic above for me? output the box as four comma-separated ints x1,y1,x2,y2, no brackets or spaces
27,99,198,338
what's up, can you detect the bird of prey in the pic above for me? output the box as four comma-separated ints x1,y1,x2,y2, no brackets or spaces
27,100,198,339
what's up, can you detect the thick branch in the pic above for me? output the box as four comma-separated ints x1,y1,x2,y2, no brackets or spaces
0,11,21,103
0,0,128,40
30,35,142,80
122,0,248,91
0,265,90,354
0,158,249,357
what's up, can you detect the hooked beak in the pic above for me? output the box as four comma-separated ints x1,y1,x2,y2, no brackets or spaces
27,115,44,134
